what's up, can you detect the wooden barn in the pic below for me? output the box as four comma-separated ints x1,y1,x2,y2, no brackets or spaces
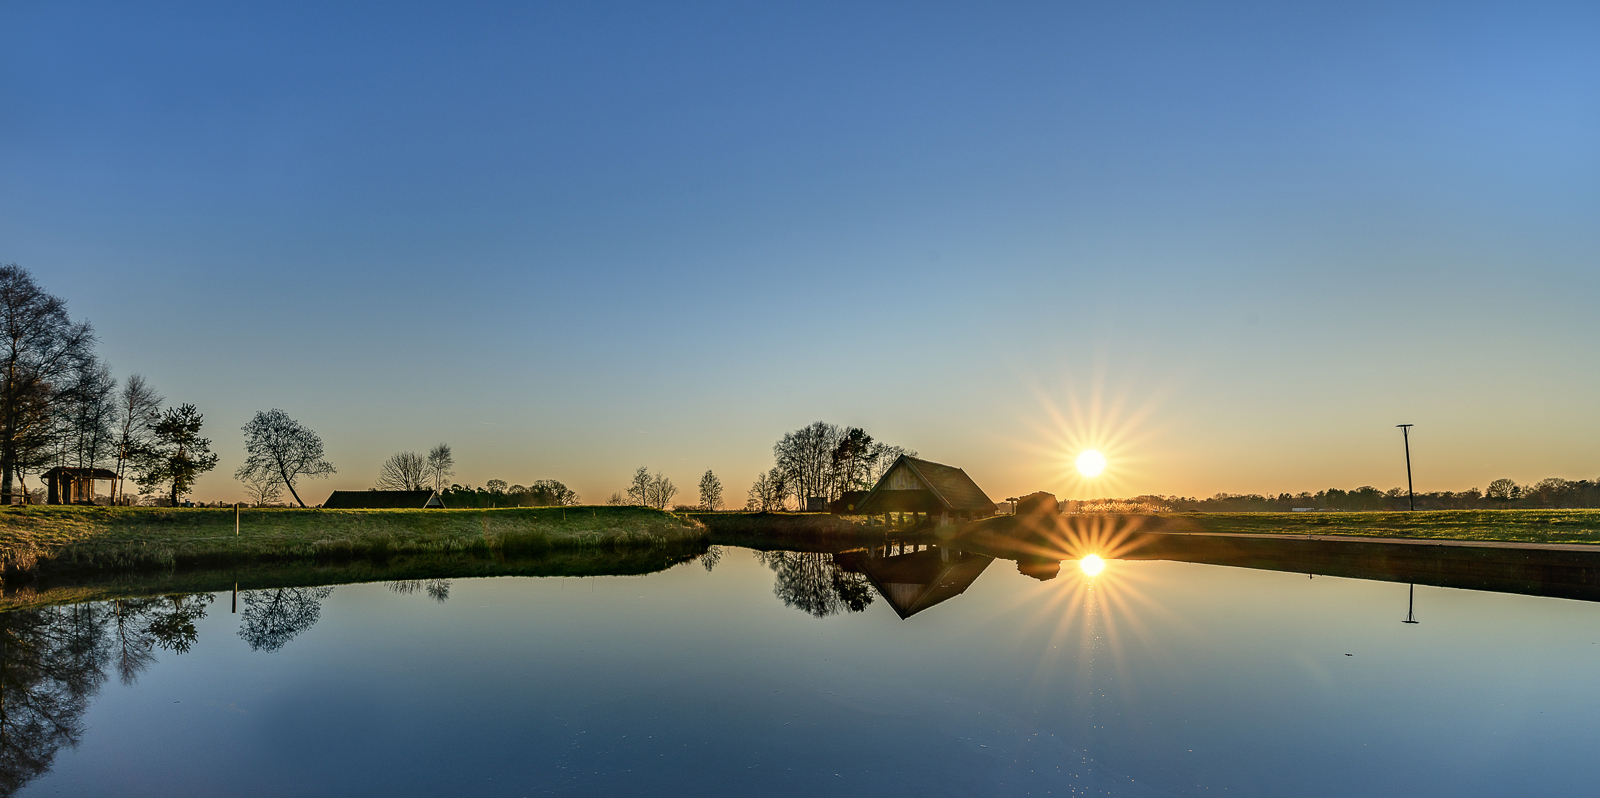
855,455,997,526
322,490,445,509
42,466,119,505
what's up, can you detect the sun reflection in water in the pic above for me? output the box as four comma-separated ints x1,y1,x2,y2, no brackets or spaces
975,513,1188,699
1078,554,1106,576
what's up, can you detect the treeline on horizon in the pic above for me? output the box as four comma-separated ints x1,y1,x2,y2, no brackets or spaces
610,421,916,512
1077,477,1600,513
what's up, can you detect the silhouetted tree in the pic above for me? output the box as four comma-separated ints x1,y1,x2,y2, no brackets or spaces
135,404,219,507
626,466,651,505
236,409,335,508
746,468,787,511
375,451,429,491
1486,478,1520,505
110,374,162,505
774,422,840,507
698,469,723,511
425,443,454,492
238,470,283,507
646,472,676,509
59,358,117,475
0,265,96,504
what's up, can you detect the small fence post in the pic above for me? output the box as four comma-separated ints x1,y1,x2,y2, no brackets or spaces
235,502,240,536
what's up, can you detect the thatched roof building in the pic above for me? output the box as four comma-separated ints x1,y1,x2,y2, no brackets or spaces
854,455,997,524
322,490,444,509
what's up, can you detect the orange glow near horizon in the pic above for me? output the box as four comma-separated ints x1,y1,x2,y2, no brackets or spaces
1016,364,1171,500
1078,553,1106,576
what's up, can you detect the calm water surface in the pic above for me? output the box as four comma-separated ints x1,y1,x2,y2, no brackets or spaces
10,545,1600,796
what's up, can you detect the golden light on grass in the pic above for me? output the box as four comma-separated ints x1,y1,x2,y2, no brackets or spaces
1078,553,1106,576
1075,449,1107,478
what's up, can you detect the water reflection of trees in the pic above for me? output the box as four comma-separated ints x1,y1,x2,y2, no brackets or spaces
756,552,874,618
0,594,212,796
238,587,335,652
388,579,451,602
111,595,214,684
698,546,723,573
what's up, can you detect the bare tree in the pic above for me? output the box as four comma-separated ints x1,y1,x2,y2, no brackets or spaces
60,358,118,475
646,472,676,509
746,467,787,511
425,443,454,492
626,466,650,505
698,469,723,511
236,409,336,508
111,374,162,505
774,422,842,506
238,469,283,506
376,451,429,491
864,443,915,486
0,265,96,504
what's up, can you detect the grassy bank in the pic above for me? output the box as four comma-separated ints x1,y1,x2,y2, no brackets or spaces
0,544,708,612
686,511,881,549
966,509,1600,546
0,505,707,576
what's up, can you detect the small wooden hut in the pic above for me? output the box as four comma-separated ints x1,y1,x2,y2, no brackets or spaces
42,466,119,505
854,455,997,526
322,490,445,509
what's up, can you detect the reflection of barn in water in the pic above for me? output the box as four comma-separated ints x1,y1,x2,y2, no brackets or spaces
855,455,997,527
836,543,993,619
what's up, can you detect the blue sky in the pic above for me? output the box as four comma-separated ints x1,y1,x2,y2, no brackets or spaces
3,1,1597,503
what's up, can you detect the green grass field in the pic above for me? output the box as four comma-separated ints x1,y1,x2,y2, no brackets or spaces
0,504,708,575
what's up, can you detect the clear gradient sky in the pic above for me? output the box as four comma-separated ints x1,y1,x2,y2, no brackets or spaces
3,1,1597,504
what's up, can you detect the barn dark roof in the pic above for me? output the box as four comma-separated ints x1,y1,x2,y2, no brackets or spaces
42,466,119,480
857,455,997,515
322,490,442,509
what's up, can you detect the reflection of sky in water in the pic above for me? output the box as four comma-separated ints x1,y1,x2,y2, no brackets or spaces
21,549,1600,797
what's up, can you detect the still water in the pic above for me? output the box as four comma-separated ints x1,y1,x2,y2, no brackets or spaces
9,544,1600,796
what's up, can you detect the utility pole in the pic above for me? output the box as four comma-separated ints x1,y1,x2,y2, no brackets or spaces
1403,583,1419,624
1397,424,1415,511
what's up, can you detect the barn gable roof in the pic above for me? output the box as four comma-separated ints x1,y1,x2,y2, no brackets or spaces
322,490,443,509
857,455,997,515
42,466,119,480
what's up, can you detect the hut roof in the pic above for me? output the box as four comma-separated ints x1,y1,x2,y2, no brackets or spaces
41,466,119,480
857,455,997,514
322,490,443,509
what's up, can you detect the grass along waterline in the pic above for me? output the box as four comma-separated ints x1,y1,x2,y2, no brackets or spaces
0,505,707,575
